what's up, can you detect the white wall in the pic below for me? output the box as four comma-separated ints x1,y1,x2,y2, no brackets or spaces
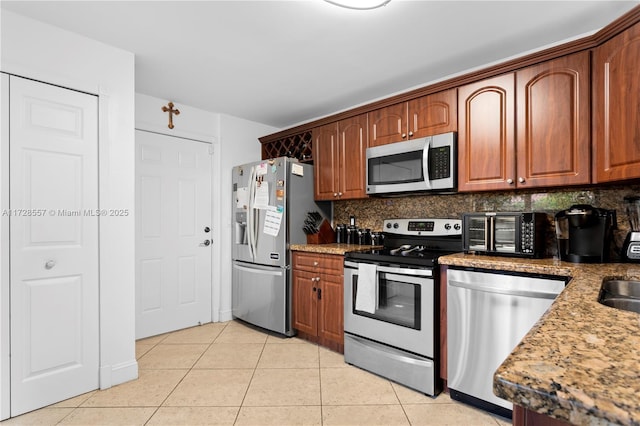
0,9,136,416
134,95,277,323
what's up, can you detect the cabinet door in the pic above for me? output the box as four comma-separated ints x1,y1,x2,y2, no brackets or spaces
368,103,407,147
516,52,591,188
313,123,339,200
338,114,368,200
292,269,317,336
409,89,458,138
593,22,640,183
317,273,344,348
458,73,516,192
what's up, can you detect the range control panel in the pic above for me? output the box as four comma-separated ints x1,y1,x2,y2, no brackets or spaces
384,218,462,237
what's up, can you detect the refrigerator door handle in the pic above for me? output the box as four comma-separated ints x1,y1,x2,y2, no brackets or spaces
233,262,284,276
247,166,256,261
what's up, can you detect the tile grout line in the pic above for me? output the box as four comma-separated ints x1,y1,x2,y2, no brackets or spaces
231,332,269,425
141,322,232,426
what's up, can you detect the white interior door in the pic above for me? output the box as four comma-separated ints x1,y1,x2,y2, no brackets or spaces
9,76,99,416
135,130,212,339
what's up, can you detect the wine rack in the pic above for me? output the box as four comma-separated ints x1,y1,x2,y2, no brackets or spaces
261,131,313,163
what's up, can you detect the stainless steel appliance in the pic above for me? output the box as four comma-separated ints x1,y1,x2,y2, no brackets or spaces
366,132,456,195
447,268,566,418
232,157,329,336
343,218,462,395
622,196,640,262
462,212,547,258
554,204,616,263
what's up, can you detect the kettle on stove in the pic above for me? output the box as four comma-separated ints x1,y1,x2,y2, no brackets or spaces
554,204,616,263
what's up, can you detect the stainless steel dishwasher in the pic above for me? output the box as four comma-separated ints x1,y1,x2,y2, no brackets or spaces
446,268,566,418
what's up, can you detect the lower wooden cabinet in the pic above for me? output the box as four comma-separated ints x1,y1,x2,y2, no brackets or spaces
292,251,344,353
513,405,570,426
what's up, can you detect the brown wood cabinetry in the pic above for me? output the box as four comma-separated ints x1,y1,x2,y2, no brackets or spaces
593,21,640,183
313,114,368,201
458,52,591,191
368,89,457,147
458,73,516,192
261,131,313,162
513,405,570,426
516,52,591,188
292,252,344,353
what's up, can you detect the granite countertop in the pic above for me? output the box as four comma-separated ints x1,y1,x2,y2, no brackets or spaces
439,253,640,426
290,243,381,256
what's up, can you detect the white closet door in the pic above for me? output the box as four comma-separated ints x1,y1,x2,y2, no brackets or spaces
9,76,99,415
135,130,212,339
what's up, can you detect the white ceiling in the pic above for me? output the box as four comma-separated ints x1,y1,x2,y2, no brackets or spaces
2,0,638,129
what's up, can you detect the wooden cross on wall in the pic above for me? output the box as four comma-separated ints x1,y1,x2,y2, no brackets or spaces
161,102,180,129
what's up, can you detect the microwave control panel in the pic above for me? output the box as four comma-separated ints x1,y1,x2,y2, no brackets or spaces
428,146,451,180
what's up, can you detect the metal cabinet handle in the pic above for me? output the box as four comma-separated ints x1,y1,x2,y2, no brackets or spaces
45,260,56,270
518,177,526,183
401,133,407,139
507,178,514,184
333,193,338,197
408,131,414,137
200,239,211,247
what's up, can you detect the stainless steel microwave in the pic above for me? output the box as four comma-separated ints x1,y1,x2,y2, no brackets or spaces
462,212,548,258
366,132,456,195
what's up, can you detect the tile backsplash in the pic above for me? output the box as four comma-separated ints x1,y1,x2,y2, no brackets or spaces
333,184,640,260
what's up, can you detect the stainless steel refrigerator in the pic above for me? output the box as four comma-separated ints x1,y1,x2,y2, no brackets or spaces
232,157,329,336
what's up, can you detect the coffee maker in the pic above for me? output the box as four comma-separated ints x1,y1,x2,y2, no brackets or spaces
555,204,617,263
622,196,640,262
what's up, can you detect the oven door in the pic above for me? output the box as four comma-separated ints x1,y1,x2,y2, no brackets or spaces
343,261,434,357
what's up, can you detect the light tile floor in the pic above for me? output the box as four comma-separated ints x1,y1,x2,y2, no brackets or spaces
2,320,512,425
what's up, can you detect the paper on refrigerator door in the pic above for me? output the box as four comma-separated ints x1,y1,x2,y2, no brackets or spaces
236,187,249,209
263,206,283,237
253,182,269,209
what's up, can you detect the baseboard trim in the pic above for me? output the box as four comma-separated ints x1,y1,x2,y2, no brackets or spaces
218,309,233,322
100,359,138,390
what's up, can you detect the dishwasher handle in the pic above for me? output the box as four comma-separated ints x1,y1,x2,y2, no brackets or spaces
448,279,560,300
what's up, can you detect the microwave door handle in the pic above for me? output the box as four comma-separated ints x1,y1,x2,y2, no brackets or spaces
484,216,489,250
422,138,432,190
488,216,495,251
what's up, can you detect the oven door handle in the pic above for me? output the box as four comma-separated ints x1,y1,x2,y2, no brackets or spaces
344,261,432,278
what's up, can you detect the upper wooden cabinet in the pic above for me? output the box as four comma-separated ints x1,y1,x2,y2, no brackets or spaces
593,21,640,183
458,73,516,192
313,114,368,201
458,52,591,192
516,51,591,188
368,89,457,147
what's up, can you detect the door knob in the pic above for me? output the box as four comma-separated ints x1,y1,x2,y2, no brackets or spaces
204,226,211,233
45,260,56,269
200,239,211,247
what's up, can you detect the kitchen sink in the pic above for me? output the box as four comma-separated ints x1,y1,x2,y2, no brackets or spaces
598,279,640,314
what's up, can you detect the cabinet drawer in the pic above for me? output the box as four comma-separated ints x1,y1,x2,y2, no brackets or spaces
292,252,344,276
292,252,321,271
317,254,343,276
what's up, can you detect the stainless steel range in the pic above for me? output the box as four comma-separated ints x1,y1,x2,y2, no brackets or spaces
343,218,462,396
